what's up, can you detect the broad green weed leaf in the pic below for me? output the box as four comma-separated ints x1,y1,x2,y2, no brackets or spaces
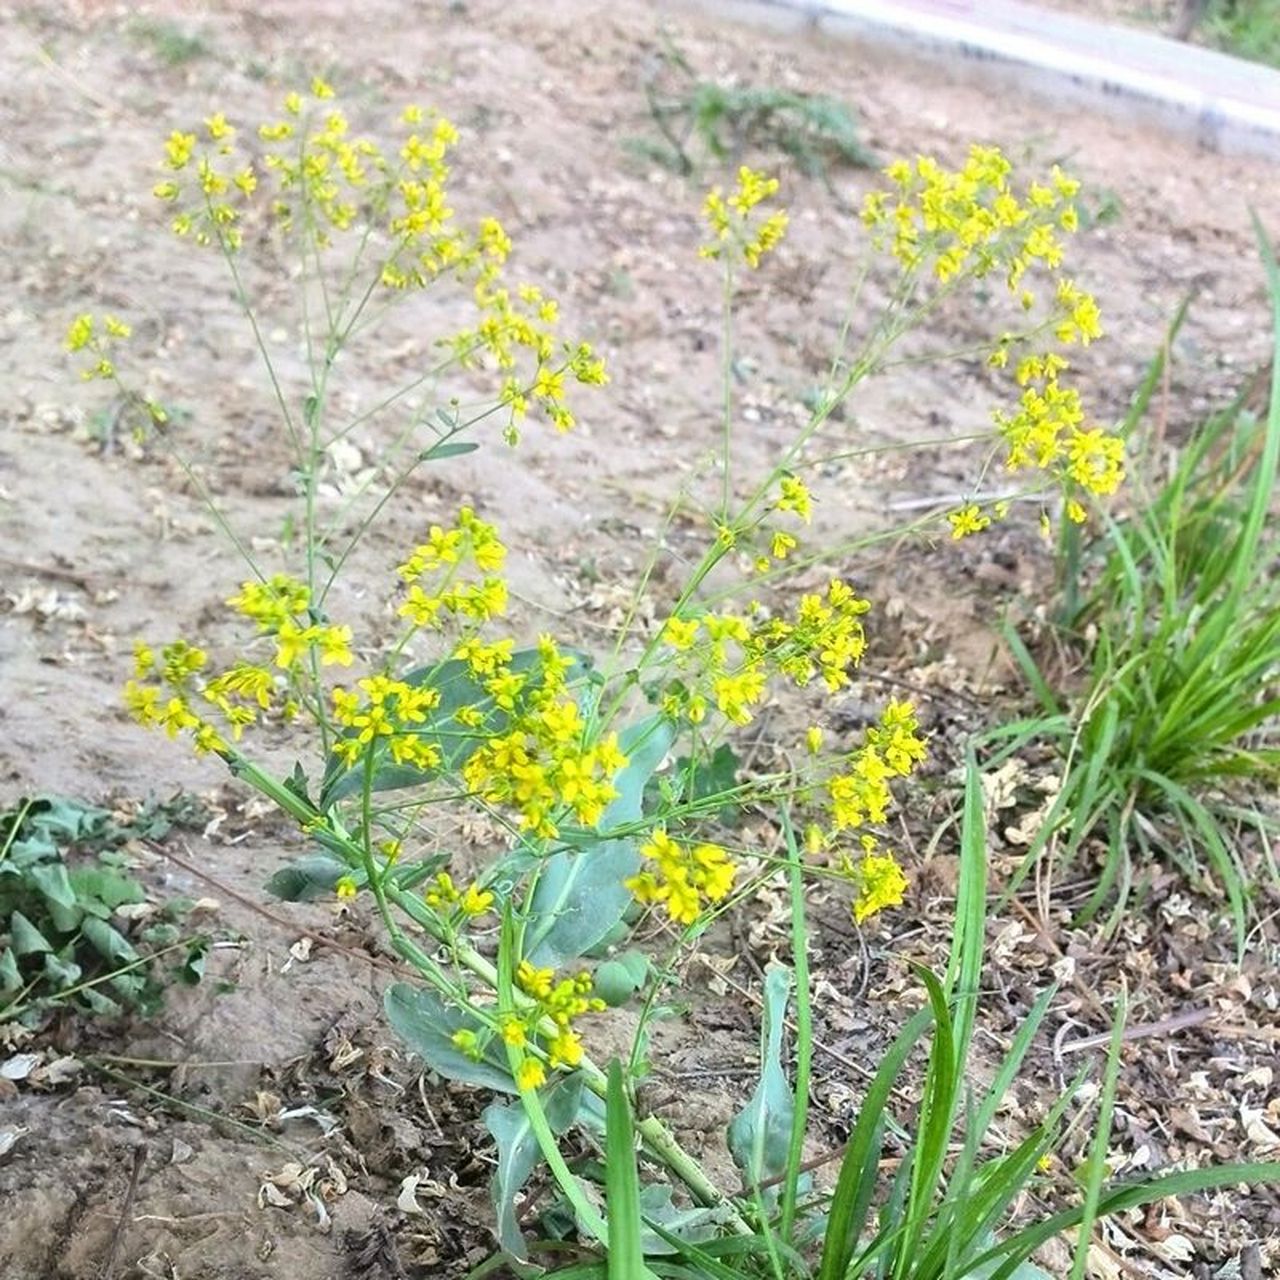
69,866,146,916
82,916,139,965
593,950,650,1007
727,965,794,1191
29,861,77,912
9,910,53,957
525,718,675,968
0,947,20,995
265,852,351,901
384,983,514,1093
485,1073,586,1259
635,1183,723,1254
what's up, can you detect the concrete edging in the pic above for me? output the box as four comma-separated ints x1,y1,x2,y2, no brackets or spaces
703,0,1280,159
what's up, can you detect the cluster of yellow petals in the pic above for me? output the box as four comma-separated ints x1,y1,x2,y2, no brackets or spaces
659,578,871,727
451,962,606,1091
700,165,789,268
861,145,1122,514
460,645,630,837
330,676,442,770
124,571,352,754
150,82,608,440
827,701,927,834
625,829,736,926
397,507,510,627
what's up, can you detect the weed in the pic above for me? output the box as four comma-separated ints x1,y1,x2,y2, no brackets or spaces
62,77,1276,1271
1000,246,1280,945
571,767,1280,1280
1202,0,1280,67
127,18,213,67
634,38,875,181
0,794,210,1026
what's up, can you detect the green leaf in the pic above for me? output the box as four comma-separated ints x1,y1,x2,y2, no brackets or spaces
727,965,794,1192
667,743,742,826
265,852,351,901
384,983,515,1093
817,1008,932,1280
605,1060,658,1280
29,861,77,912
9,909,53,956
420,439,480,461
525,718,675,968
181,939,208,984
82,916,140,965
69,866,146,913
283,761,312,807
80,987,122,1016
485,1072,586,1260
593,950,650,1007
0,946,20,995
634,1184,723,1255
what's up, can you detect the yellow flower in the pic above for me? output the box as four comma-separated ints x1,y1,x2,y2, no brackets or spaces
661,616,700,651
460,884,494,916
64,313,94,352
771,530,797,559
776,475,812,522
335,876,358,900
948,504,991,540
700,167,787,267
547,1030,583,1069
851,853,908,923
516,960,554,1000
515,1056,546,1092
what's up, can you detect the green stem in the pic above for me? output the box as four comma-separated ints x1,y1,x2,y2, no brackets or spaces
780,809,812,1245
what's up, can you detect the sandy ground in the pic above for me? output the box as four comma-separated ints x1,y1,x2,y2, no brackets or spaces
1,0,1278,1276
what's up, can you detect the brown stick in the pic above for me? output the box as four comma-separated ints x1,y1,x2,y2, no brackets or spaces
1057,1006,1214,1054
101,1144,146,1280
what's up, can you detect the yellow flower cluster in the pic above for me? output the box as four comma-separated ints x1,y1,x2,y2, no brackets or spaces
63,312,135,383
827,701,927,833
397,507,510,627
154,108,259,248
461,643,630,836
625,829,736,925
451,962,607,1091
125,576,356,754
380,108,479,285
841,837,910,924
700,166,789,268
454,287,609,439
862,146,1078,289
228,574,354,671
151,82,608,439
659,578,871,727
992,353,1123,512
125,640,283,756
774,474,813,523
330,676,443,770
862,146,1123,508
422,870,494,919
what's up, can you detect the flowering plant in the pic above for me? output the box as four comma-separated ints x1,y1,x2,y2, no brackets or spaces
68,80,1261,1274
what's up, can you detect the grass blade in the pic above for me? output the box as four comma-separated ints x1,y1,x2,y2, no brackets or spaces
606,1059,655,1280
